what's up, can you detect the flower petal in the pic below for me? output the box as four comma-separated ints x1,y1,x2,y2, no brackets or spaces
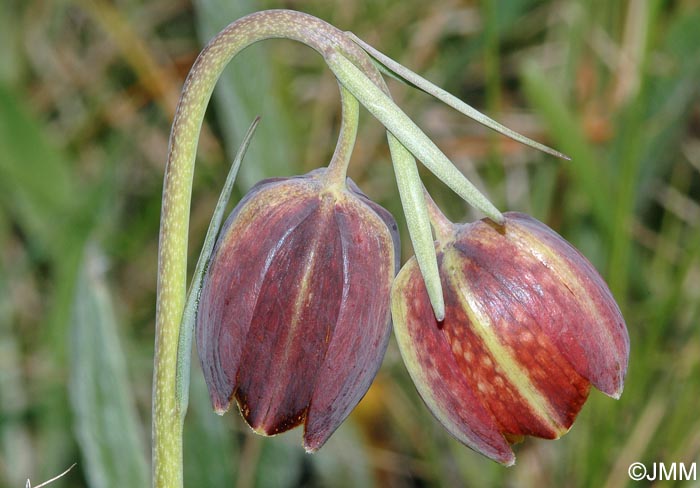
442,242,590,438
235,194,344,434
392,259,515,465
501,213,629,397
304,197,396,450
197,178,321,413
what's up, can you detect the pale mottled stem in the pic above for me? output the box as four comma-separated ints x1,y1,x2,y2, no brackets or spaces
153,9,386,488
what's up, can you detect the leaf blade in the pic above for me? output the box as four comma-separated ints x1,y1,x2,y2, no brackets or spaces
69,245,150,488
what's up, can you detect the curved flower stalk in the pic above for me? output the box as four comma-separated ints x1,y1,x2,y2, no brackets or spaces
155,9,567,487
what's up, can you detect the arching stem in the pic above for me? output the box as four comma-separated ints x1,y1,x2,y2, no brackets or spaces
153,10,389,488
155,7,514,483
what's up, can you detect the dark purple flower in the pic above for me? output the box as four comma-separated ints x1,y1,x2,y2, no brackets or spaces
197,168,399,451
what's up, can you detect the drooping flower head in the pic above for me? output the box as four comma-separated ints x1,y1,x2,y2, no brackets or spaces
392,212,629,465
197,168,399,451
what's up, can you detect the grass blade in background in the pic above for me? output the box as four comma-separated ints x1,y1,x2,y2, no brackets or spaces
69,244,150,488
0,83,75,257
0,229,34,487
2,1,700,486
184,365,237,487
311,424,374,488
634,10,700,207
254,440,304,488
519,63,613,235
0,81,99,357
0,81,98,480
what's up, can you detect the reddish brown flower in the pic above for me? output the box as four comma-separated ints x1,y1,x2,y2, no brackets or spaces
391,212,629,465
196,168,399,451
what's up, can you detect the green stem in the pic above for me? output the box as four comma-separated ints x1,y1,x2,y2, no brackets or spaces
153,10,389,488
483,0,505,186
331,54,450,320
423,189,455,244
323,85,360,188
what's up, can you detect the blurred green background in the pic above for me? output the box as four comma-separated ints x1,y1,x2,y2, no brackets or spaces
1,0,699,486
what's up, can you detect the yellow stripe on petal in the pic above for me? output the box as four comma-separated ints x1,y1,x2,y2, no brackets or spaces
443,249,570,438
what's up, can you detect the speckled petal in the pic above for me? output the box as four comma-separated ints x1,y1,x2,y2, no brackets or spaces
392,259,515,465
391,211,629,465
502,213,629,397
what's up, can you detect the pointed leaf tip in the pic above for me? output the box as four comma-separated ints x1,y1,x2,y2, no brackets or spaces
347,32,569,161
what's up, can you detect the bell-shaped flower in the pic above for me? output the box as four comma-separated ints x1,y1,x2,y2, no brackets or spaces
391,212,629,465
196,168,399,451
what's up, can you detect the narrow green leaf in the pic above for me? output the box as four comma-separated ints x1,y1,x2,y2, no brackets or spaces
69,244,150,488
328,52,504,225
347,33,570,160
175,117,261,418
388,136,445,320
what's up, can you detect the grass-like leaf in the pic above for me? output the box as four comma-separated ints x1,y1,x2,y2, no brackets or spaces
329,52,504,225
175,117,261,418
69,245,150,488
347,33,570,161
